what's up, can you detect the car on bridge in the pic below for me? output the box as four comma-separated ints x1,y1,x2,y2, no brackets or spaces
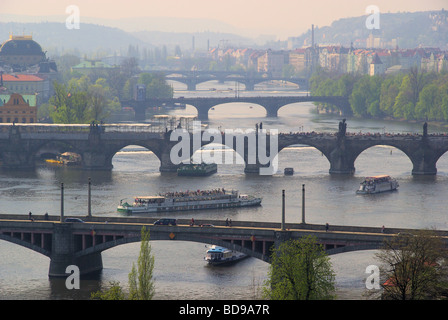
65,217,85,223
154,218,177,226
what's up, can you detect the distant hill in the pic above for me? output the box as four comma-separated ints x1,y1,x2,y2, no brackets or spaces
0,21,150,57
291,10,448,49
131,30,256,51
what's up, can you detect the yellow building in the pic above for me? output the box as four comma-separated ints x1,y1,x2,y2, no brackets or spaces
0,93,37,123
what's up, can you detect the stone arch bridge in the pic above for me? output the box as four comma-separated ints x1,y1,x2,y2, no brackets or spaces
144,69,309,91
0,122,446,175
121,96,350,120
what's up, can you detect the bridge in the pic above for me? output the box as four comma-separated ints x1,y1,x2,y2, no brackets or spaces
121,96,350,121
143,70,309,91
0,122,445,175
1,213,446,277
0,122,448,175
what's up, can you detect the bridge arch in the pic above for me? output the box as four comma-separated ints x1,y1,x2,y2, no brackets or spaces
0,233,51,257
33,140,81,162
433,150,448,175
108,144,162,172
208,102,266,119
74,233,272,263
277,143,331,174
352,143,414,175
190,140,246,173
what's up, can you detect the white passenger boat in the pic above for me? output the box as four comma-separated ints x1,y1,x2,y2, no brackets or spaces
117,188,262,214
356,175,399,194
204,245,247,266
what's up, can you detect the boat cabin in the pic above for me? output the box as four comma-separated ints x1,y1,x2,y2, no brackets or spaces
206,246,232,261
134,196,165,205
364,175,391,183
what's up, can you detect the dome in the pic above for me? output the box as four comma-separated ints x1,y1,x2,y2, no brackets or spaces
0,36,46,70
0,36,44,56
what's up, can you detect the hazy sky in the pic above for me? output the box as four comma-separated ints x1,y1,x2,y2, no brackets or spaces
2,0,447,38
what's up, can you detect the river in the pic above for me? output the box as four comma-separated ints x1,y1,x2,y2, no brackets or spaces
1,81,447,300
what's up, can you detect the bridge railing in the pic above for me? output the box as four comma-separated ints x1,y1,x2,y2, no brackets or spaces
0,123,169,134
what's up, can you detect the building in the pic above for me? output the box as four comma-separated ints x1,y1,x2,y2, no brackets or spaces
257,50,286,77
1,74,47,103
71,59,119,75
0,35,57,102
289,49,307,75
369,53,384,76
0,35,46,72
0,93,37,123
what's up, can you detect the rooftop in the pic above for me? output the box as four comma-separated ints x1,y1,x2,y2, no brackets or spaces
2,74,44,82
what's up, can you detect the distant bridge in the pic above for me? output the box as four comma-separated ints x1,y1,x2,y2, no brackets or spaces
143,70,309,91
121,95,350,120
1,214,446,277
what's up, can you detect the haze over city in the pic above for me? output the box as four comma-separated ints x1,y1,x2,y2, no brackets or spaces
1,0,447,39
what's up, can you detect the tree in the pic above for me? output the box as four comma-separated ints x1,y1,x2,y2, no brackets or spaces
128,226,156,300
90,226,156,300
374,230,448,300
379,75,403,116
90,281,126,300
263,235,336,300
138,72,174,99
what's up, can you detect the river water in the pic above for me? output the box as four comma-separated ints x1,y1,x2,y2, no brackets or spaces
1,81,448,300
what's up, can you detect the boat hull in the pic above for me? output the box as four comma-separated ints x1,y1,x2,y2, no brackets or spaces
117,198,262,214
177,168,217,176
206,254,248,266
356,182,399,194
204,246,248,266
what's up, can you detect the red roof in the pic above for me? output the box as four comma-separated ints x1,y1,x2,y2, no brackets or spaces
2,74,44,82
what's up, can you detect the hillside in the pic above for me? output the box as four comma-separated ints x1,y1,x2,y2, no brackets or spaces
292,10,448,49
0,22,149,57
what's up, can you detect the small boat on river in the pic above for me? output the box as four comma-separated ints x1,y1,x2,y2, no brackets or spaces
204,245,247,266
356,175,399,194
177,162,217,176
117,188,262,214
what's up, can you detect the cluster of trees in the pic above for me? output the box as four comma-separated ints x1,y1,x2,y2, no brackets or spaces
310,67,448,122
45,77,120,124
263,235,336,300
43,55,174,124
373,230,448,300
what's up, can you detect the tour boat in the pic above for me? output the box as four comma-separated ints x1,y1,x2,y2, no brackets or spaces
117,188,262,214
177,162,217,176
356,175,399,194
204,245,247,266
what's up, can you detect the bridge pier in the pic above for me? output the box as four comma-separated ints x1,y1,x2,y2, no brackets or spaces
134,107,147,121
0,151,35,170
82,152,113,170
186,80,197,91
265,106,279,118
244,80,255,91
49,224,103,277
195,103,212,121
411,156,438,175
